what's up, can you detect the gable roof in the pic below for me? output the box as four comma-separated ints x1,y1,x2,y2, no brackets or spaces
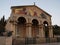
11,5,52,17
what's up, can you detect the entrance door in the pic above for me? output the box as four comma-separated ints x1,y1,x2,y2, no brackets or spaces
32,19,39,38
16,17,26,37
17,24,26,37
43,21,49,38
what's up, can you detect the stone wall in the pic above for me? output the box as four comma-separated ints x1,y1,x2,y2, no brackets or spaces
0,37,12,45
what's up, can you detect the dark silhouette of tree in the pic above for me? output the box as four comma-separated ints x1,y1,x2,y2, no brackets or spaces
0,16,6,36
53,25,60,35
7,31,13,37
0,16,13,37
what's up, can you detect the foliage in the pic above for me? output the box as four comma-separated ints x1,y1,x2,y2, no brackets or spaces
53,25,60,35
0,16,13,37
0,16,6,36
7,31,13,37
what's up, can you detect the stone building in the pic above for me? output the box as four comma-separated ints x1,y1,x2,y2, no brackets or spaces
5,5,53,44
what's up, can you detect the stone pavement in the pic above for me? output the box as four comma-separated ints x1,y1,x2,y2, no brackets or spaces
27,43,60,45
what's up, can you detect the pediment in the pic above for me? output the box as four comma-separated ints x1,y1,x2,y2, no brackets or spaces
11,5,51,19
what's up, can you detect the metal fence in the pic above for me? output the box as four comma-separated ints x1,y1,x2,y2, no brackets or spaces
25,38,36,44
12,37,60,45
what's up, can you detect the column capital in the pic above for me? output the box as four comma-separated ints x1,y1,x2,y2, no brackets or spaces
39,24,44,28
26,23,32,27
26,23,32,38
9,20,18,25
48,26,53,29
39,24,44,26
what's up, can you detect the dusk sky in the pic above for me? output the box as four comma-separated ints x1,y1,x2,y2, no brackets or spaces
0,0,60,26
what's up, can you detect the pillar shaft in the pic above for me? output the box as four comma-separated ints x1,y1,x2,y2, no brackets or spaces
13,22,17,37
26,23,32,38
49,26,53,37
39,25,45,38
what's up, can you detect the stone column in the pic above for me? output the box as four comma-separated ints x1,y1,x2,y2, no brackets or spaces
12,22,17,38
49,26,53,38
9,21,16,38
26,23,32,38
39,25,42,37
39,24,45,38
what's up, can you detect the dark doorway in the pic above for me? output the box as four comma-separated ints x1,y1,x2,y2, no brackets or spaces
43,21,49,38
32,19,39,38
17,17,26,37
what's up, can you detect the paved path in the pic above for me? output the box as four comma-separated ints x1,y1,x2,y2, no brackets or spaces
39,43,60,45
28,43,60,45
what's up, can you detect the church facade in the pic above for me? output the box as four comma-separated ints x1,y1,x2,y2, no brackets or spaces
6,5,53,44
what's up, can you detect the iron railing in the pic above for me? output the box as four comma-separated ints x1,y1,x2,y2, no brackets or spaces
12,37,60,45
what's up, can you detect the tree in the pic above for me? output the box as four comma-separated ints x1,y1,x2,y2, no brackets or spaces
0,16,6,36
7,31,13,37
53,25,60,35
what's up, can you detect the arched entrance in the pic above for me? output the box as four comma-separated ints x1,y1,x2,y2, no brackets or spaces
17,17,26,37
43,21,49,38
32,19,39,38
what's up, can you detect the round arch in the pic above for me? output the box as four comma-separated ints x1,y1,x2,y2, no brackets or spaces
16,17,26,37
43,21,48,26
32,19,39,26
17,17,26,24
43,21,49,38
32,19,39,37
